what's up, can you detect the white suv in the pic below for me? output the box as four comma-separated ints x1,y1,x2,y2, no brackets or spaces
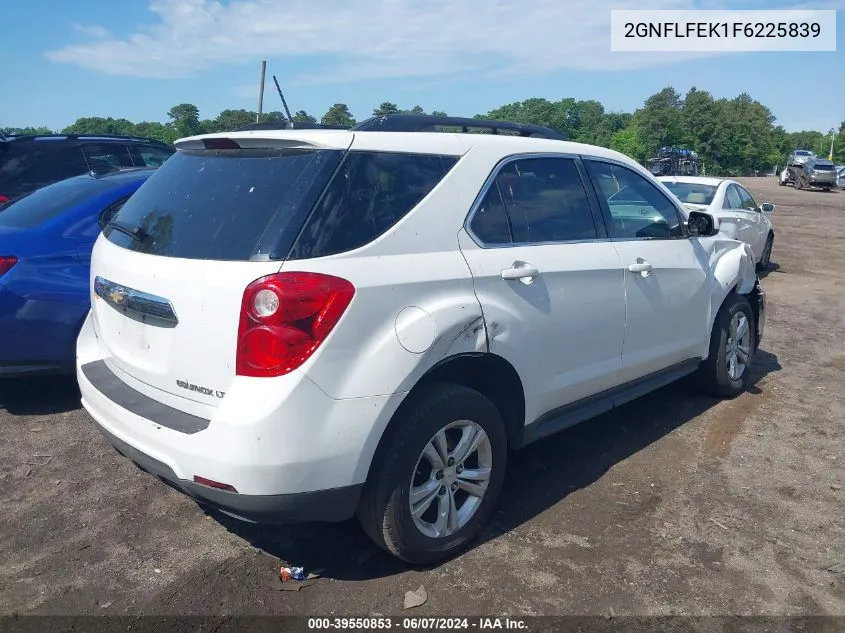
77,115,765,564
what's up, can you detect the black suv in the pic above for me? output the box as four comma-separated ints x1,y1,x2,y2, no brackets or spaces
0,134,174,203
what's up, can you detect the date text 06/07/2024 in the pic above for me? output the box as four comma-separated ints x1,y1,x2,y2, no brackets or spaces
306,617,528,630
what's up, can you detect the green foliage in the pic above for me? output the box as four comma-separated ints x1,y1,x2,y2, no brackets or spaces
1,126,54,135
291,110,317,123
14,91,827,174
321,104,356,127
373,102,400,116
167,103,203,138
833,121,845,163
610,126,644,161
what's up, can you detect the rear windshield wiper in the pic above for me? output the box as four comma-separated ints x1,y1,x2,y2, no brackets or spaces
105,220,147,242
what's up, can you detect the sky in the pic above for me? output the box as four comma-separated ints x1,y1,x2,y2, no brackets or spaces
1,0,842,134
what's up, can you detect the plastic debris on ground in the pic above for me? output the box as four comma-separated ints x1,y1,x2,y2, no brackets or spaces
279,566,306,583
278,563,322,591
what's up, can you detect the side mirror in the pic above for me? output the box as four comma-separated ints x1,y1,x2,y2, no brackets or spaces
761,202,775,213
688,211,720,237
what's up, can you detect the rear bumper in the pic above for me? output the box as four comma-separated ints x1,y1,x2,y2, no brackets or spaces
97,423,362,523
76,312,405,523
808,175,836,186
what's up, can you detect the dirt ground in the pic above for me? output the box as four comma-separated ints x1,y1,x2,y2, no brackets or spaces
1,177,843,618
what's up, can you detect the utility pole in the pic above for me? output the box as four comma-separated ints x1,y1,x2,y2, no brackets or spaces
256,60,267,124
829,128,836,161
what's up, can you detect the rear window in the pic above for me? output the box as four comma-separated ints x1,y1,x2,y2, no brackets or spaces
661,182,717,205
288,151,459,259
812,163,835,171
104,149,344,261
0,142,89,197
0,176,107,229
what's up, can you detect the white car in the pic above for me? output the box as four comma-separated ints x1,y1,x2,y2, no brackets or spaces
77,116,765,564
658,176,775,270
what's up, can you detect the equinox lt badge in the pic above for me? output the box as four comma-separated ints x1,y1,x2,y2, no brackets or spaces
176,379,225,398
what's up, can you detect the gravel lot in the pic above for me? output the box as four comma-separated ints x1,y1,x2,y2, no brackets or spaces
1,177,843,617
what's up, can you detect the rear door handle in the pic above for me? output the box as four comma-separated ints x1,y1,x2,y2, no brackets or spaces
501,262,539,282
627,260,653,275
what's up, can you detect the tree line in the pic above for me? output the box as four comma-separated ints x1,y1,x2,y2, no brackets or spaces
4,87,843,175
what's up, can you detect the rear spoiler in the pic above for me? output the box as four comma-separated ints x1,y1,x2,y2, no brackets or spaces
174,131,354,152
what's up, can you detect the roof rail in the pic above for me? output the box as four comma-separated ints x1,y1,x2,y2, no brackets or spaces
7,133,170,145
234,121,349,132
352,114,567,140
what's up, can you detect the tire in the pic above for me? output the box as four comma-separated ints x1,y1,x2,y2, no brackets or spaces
698,294,757,397
357,383,508,564
756,233,774,271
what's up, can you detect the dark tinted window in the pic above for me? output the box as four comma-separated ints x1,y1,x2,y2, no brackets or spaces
0,176,107,229
82,144,134,171
134,145,173,167
494,158,597,243
0,142,89,197
586,160,683,239
470,186,512,244
662,182,717,205
812,162,835,171
288,152,458,259
105,149,343,260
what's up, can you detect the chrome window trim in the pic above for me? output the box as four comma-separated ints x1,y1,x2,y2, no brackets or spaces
463,152,607,249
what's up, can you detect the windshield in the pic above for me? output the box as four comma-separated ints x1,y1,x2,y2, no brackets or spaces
796,150,812,156
0,176,108,229
661,182,717,205
104,148,343,261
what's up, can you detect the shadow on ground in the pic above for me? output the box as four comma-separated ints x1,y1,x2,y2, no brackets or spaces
0,375,80,416
213,349,782,581
758,262,781,280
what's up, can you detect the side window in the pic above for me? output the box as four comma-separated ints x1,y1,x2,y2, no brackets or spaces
470,185,512,244
135,145,173,167
736,186,758,212
723,185,742,209
494,157,598,243
585,160,684,240
82,144,133,172
288,151,459,259
0,145,89,191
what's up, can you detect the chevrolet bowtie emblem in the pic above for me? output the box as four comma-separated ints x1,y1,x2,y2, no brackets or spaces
108,288,126,305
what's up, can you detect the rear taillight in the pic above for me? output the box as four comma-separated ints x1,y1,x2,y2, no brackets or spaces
0,194,8,204
236,272,355,377
0,256,17,278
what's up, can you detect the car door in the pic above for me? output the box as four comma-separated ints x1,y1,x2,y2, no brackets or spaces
734,184,766,259
458,155,626,425
583,158,711,384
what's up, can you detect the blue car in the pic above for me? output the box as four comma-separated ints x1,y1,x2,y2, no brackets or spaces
0,168,155,376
